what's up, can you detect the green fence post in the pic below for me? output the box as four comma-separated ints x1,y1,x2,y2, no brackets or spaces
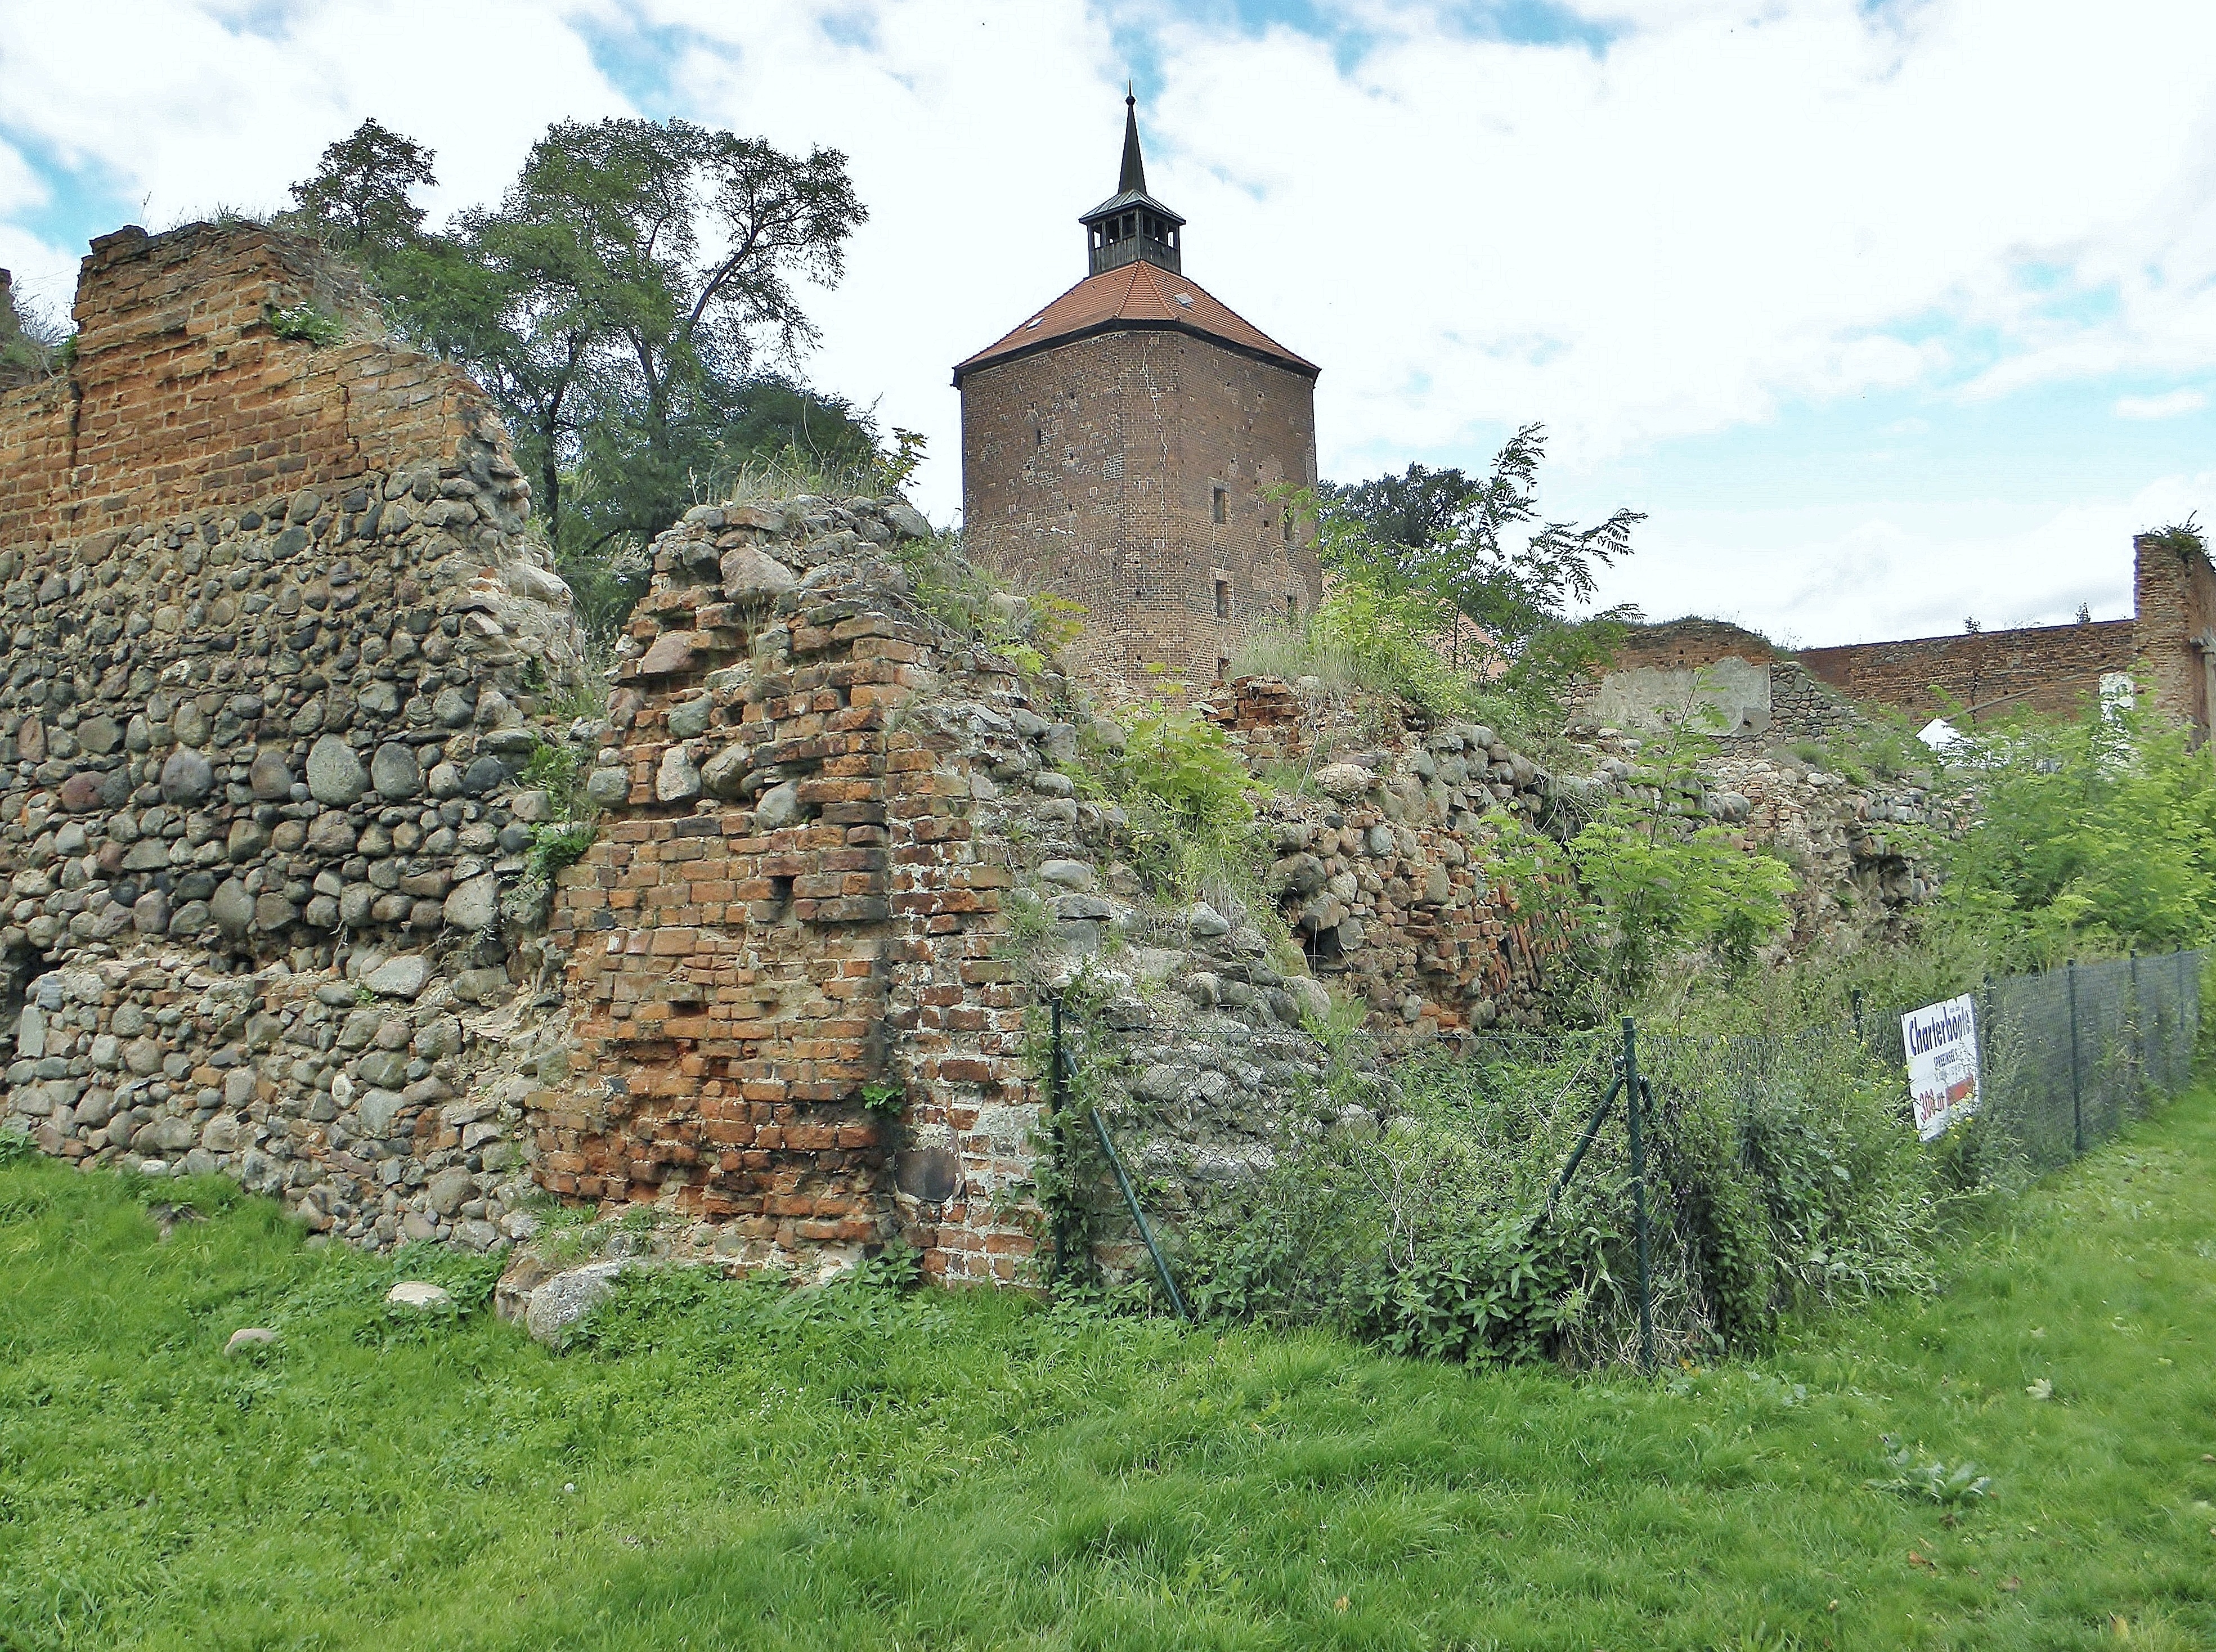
1623,1016,1653,1377
2067,959,2084,1157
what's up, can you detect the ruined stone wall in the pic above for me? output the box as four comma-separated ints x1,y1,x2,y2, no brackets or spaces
541,497,1051,1282
2132,531,2216,730
1797,618,2137,725
531,504,1572,1283
960,330,1322,685
0,221,587,1250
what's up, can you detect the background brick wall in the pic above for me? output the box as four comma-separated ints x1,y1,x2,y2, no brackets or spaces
960,331,1322,684
1604,618,1777,671
1797,619,2138,724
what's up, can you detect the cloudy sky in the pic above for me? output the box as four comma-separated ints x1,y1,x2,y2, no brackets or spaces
5,0,2214,646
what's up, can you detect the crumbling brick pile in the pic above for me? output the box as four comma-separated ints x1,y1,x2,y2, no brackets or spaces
540,496,1049,1280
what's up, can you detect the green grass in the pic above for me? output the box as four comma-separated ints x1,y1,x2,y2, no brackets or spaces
3,1093,2216,1651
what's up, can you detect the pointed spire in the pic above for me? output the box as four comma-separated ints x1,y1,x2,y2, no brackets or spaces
1119,83,1147,196
1081,85,1183,275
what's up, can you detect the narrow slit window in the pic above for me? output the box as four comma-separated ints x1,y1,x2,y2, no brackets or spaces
1211,486,1227,524
1282,512,1295,545
1216,657,1230,682
1286,593,1298,623
1214,579,1231,619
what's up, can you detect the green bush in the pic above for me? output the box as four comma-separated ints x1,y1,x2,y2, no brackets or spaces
265,302,347,346
1182,1025,1946,1368
1937,690,2216,967
1306,576,1484,721
1119,707,1252,831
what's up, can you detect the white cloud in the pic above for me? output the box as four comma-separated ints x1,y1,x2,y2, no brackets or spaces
1598,470,2216,646
2114,388,2208,421
0,0,627,290
5,0,2216,639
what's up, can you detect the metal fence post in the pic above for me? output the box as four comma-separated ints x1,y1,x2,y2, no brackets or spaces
2067,959,2084,1157
2118,948,2136,1098
1049,998,1065,1115
1623,1016,1654,1377
1978,973,1994,1103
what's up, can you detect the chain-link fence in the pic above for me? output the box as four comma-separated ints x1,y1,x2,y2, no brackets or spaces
1434,950,2205,1368
1856,949,2204,1173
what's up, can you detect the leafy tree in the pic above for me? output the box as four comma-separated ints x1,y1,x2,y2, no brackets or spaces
1327,463,1479,551
1326,426,1642,668
283,116,874,640
471,116,868,559
1286,424,1642,728
280,118,437,270
0,272,64,385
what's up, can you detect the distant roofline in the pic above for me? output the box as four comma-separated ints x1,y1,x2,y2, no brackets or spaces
1798,615,2135,655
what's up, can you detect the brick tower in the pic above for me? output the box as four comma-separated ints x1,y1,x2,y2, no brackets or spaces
954,92,1323,684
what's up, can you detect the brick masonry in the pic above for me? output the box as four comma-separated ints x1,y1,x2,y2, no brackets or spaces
1797,619,2140,724
959,330,1323,686
541,502,1046,1282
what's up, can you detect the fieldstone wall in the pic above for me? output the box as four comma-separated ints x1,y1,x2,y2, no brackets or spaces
0,216,1964,1296
0,221,588,1250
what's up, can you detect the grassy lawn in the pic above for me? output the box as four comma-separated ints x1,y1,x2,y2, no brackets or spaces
3,1094,2215,1651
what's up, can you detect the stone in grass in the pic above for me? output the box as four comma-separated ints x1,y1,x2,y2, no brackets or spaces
1284,976,1332,1024
224,1327,280,1358
386,1281,453,1311
524,1259,638,1349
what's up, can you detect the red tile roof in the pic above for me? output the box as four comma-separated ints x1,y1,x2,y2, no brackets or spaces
954,261,1318,384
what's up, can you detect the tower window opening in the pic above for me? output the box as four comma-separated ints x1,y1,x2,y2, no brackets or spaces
1211,486,1227,524
1216,657,1230,682
1282,512,1294,545
1214,580,1230,619
1286,594,1298,623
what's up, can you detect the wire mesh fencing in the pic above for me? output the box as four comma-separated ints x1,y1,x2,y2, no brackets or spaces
1856,949,2204,1174
1422,949,2205,1367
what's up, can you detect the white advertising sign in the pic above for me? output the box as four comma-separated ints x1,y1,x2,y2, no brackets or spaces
1902,995,1980,1141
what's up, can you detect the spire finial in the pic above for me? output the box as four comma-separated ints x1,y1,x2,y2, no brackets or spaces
1118,83,1147,196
